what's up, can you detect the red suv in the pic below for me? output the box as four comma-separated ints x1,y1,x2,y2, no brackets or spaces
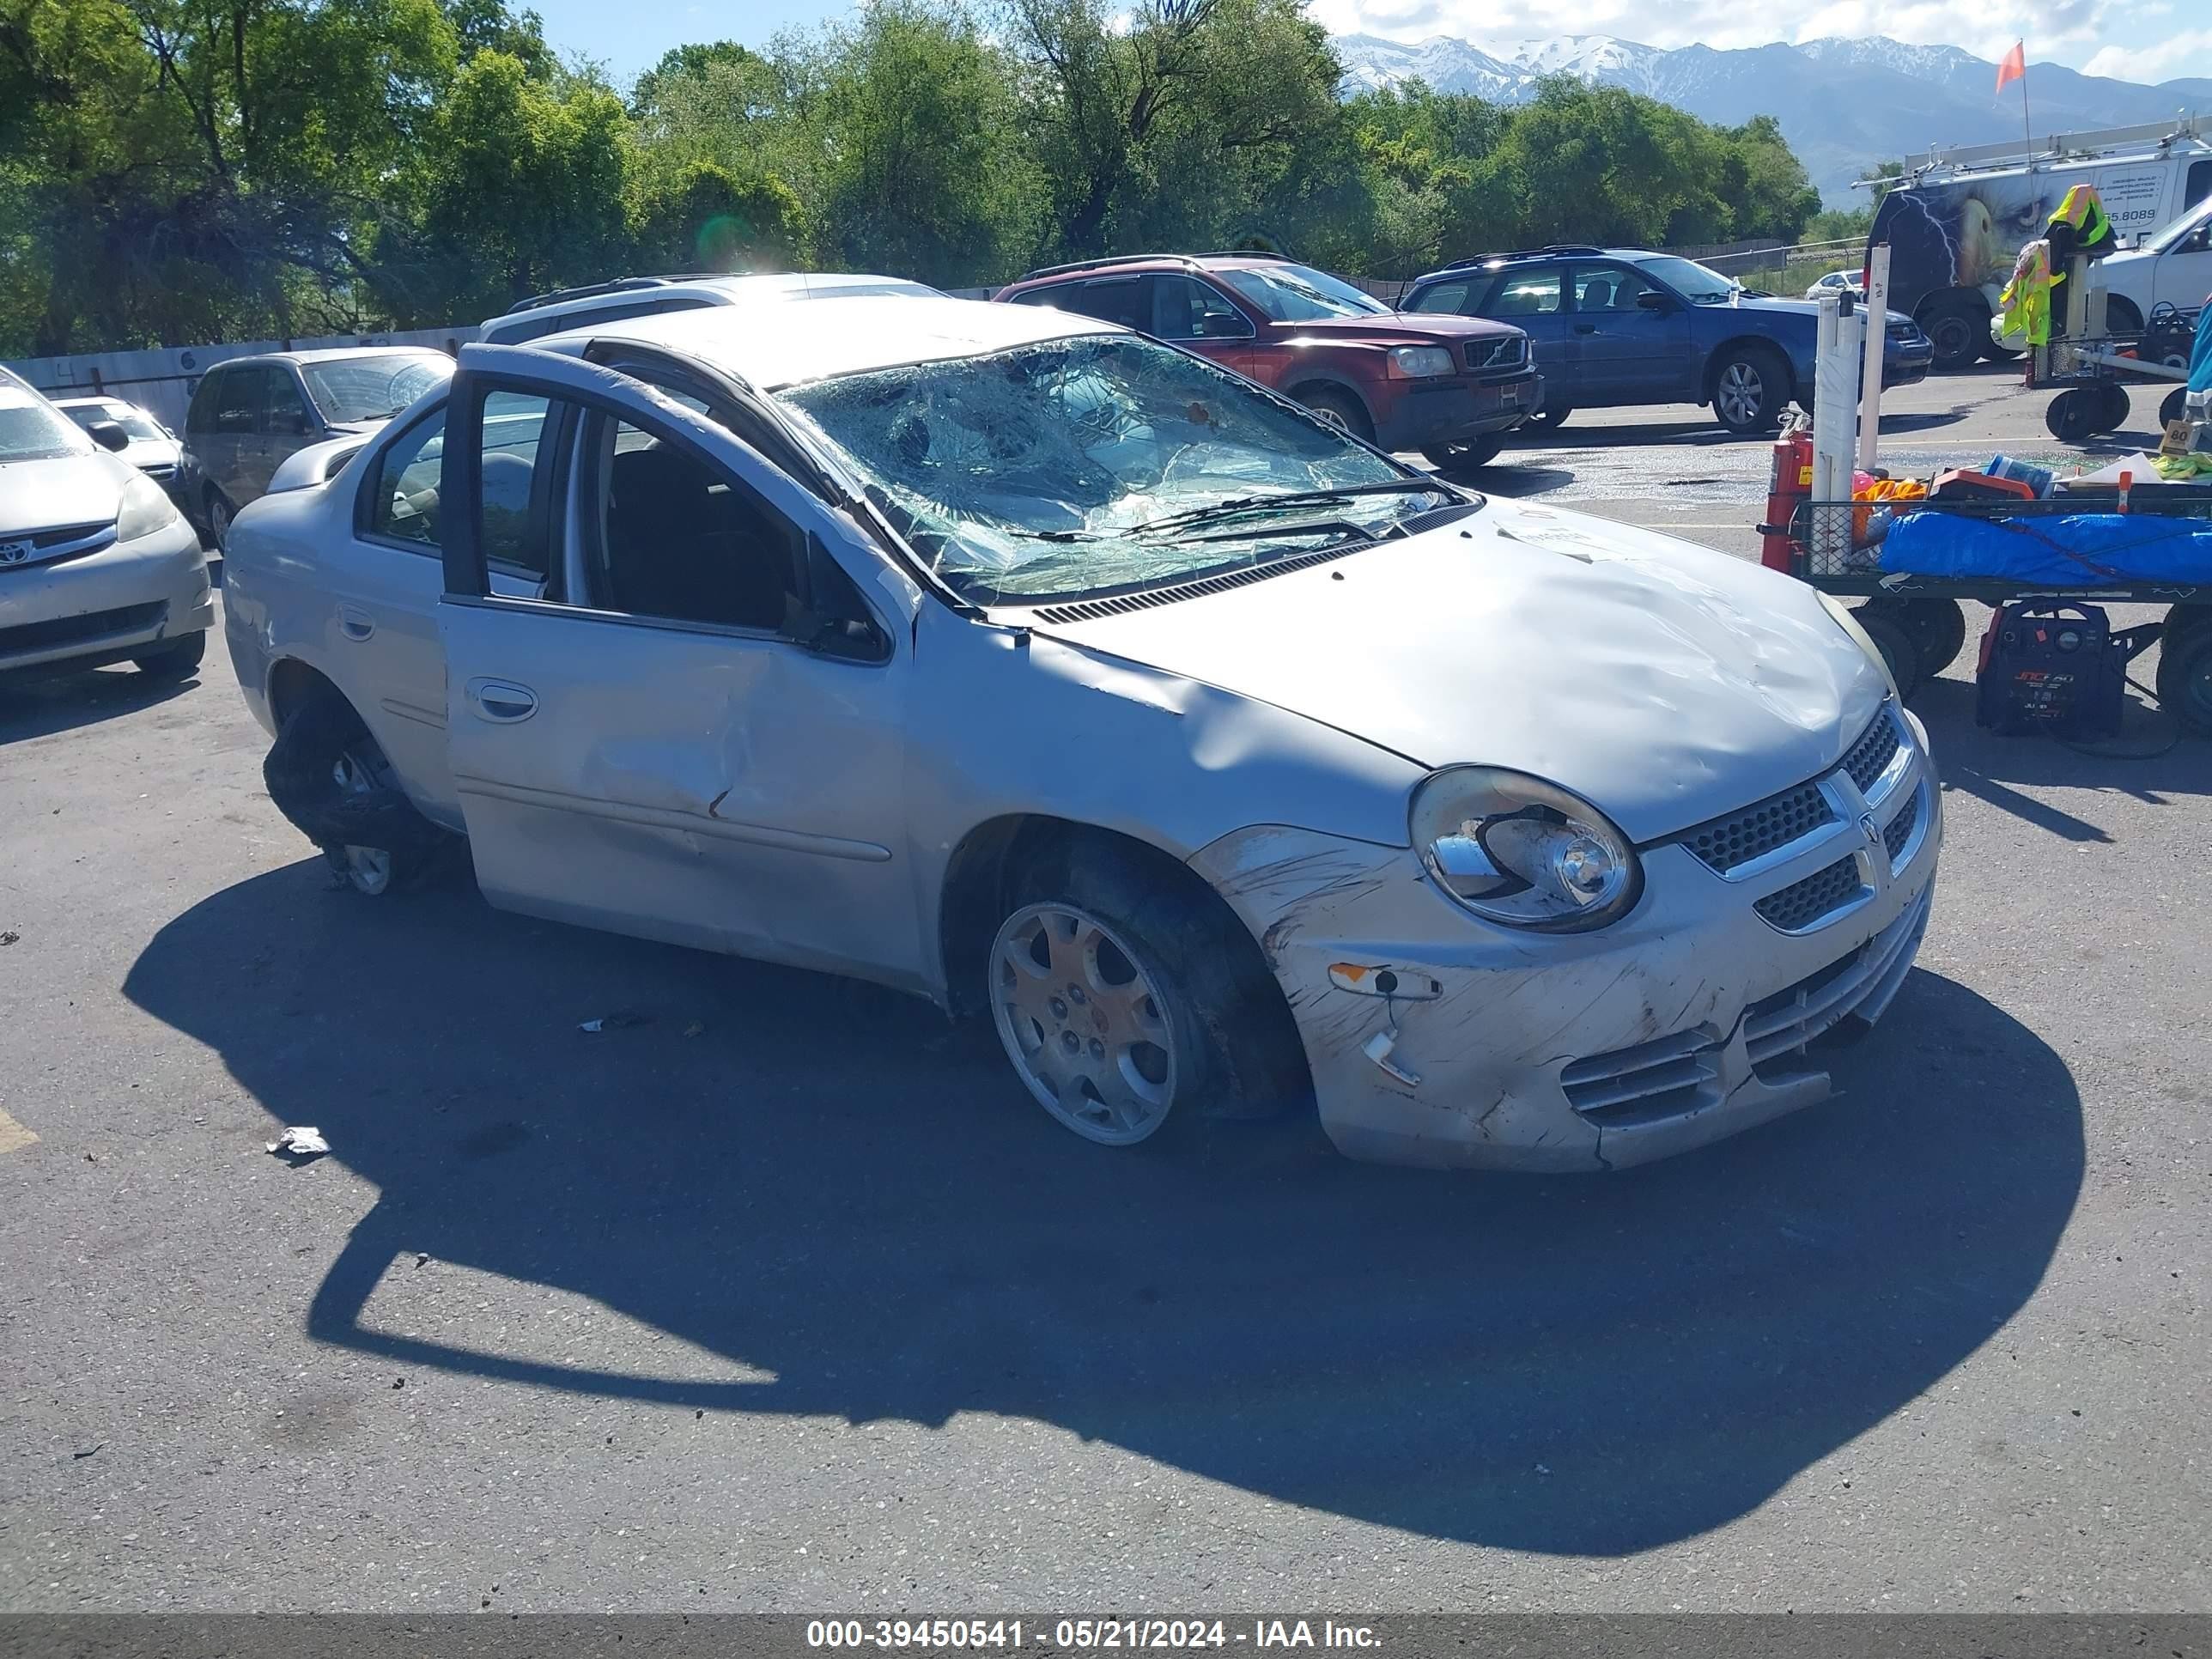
994,254,1541,470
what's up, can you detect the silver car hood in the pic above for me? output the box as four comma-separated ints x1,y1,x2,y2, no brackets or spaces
0,453,128,536
1028,498,1887,842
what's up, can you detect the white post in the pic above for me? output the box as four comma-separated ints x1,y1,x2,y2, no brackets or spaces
1856,244,1891,474
1812,289,1840,508
1810,289,1856,569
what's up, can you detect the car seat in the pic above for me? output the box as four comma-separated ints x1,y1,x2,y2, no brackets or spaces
605,443,787,630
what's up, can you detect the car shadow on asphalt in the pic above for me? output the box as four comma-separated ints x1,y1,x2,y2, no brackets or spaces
0,667,202,746
123,862,2082,1557
1911,677,2207,842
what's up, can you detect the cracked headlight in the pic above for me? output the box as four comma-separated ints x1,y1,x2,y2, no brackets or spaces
1411,766,1643,933
115,471,182,542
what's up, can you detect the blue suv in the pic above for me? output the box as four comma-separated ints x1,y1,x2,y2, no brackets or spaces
1402,246,1934,437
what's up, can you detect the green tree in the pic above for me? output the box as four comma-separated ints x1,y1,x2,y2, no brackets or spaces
392,47,630,319
778,1,1043,287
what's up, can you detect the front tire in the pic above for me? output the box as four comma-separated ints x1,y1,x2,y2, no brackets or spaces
986,843,1304,1149
204,490,234,553
264,689,450,895
1711,347,1790,434
1921,301,1985,372
1297,386,1375,443
132,630,206,682
1422,431,1506,473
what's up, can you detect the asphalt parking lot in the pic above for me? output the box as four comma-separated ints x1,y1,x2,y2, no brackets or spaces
2,365,2208,1614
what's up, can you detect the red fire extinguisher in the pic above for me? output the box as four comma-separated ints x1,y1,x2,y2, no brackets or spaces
1759,428,1814,572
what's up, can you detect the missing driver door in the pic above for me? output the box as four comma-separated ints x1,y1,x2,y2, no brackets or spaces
434,345,925,993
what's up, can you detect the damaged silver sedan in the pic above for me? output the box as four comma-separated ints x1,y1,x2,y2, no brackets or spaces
221,295,1938,1171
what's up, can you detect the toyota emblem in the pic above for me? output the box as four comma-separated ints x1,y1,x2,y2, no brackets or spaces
0,539,33,566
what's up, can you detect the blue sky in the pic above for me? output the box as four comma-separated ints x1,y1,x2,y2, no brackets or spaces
530,0,2210,85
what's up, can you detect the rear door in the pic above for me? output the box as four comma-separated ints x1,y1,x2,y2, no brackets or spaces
199,366,261,506
434,345,927,988
1146,274,1262,376
327,394,558,827
1470,266,1579,401
1568,262,1694,402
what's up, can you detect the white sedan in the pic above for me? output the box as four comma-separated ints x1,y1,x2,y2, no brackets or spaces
219,295,1939,1172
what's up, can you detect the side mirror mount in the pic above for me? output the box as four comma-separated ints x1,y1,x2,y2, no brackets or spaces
795,533,891,663
1636,290,1676,313
88,420,131,453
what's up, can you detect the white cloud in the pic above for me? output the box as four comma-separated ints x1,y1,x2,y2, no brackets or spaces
1314,0,2212,80
2083,28,2212,82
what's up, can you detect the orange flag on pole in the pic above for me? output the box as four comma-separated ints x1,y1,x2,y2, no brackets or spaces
1996,40,2026,94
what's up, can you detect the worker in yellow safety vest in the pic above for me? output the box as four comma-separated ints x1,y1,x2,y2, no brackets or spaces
1994,238,2053,348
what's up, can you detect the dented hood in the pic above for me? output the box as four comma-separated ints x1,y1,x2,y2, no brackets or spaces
1028,498,1888,843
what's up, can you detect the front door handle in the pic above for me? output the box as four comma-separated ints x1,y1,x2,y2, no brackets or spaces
1573,323,1599,335
337,605,375,641
466,678,538,723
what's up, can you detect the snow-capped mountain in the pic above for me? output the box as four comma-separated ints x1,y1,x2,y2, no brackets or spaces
1334,32,2212,205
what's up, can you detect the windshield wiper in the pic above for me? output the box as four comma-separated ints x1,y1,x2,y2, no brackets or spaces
1128,478,1451,537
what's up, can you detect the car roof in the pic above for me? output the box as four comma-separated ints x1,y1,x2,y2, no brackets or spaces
1006,252,1302,286
213,346,451,369
52,395,131,410
540,293,1121,392
494,271,936,322
1413,247,1670,283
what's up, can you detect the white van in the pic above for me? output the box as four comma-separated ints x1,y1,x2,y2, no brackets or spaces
2094,193,2212,332
1867,114,2212,366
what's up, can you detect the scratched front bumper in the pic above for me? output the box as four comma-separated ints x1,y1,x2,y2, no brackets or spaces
1190,715,1942,1173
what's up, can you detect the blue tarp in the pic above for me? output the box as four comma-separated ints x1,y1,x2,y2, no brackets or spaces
1880,509,2212,584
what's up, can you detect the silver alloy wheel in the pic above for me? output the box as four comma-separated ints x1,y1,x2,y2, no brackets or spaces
988,902,1178,1146
206,495,232,552
1716,361,1765,428
331,749,394,896
1310,404,1351,434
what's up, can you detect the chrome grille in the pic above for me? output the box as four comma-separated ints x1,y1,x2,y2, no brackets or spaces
1561,1028,1721,1124
1753,855,1863,933
1881,788,1921,866
1745,885,1931,1077
1680,781,1834,874
1841,708,1902,794
1467,336,1526,373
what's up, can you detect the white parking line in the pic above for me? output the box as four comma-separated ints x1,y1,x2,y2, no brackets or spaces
0,1109,39,1155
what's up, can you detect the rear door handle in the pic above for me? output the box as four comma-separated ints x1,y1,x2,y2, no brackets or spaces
337,605,374,641
466,678,538,723
1573,324,1599,335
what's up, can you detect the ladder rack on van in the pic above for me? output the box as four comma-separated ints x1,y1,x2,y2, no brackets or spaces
1856,112,2211,187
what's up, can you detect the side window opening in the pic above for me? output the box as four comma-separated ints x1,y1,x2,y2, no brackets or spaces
1407,279,1471,314
213,368,261,434
2185,160,2212,212
1151,276,1252,341
1482,270,1562,319
584,413,802,635
363,392,555,583
367,407,447,547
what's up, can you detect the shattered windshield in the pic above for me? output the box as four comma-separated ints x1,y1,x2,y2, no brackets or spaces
775,335,1454,605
